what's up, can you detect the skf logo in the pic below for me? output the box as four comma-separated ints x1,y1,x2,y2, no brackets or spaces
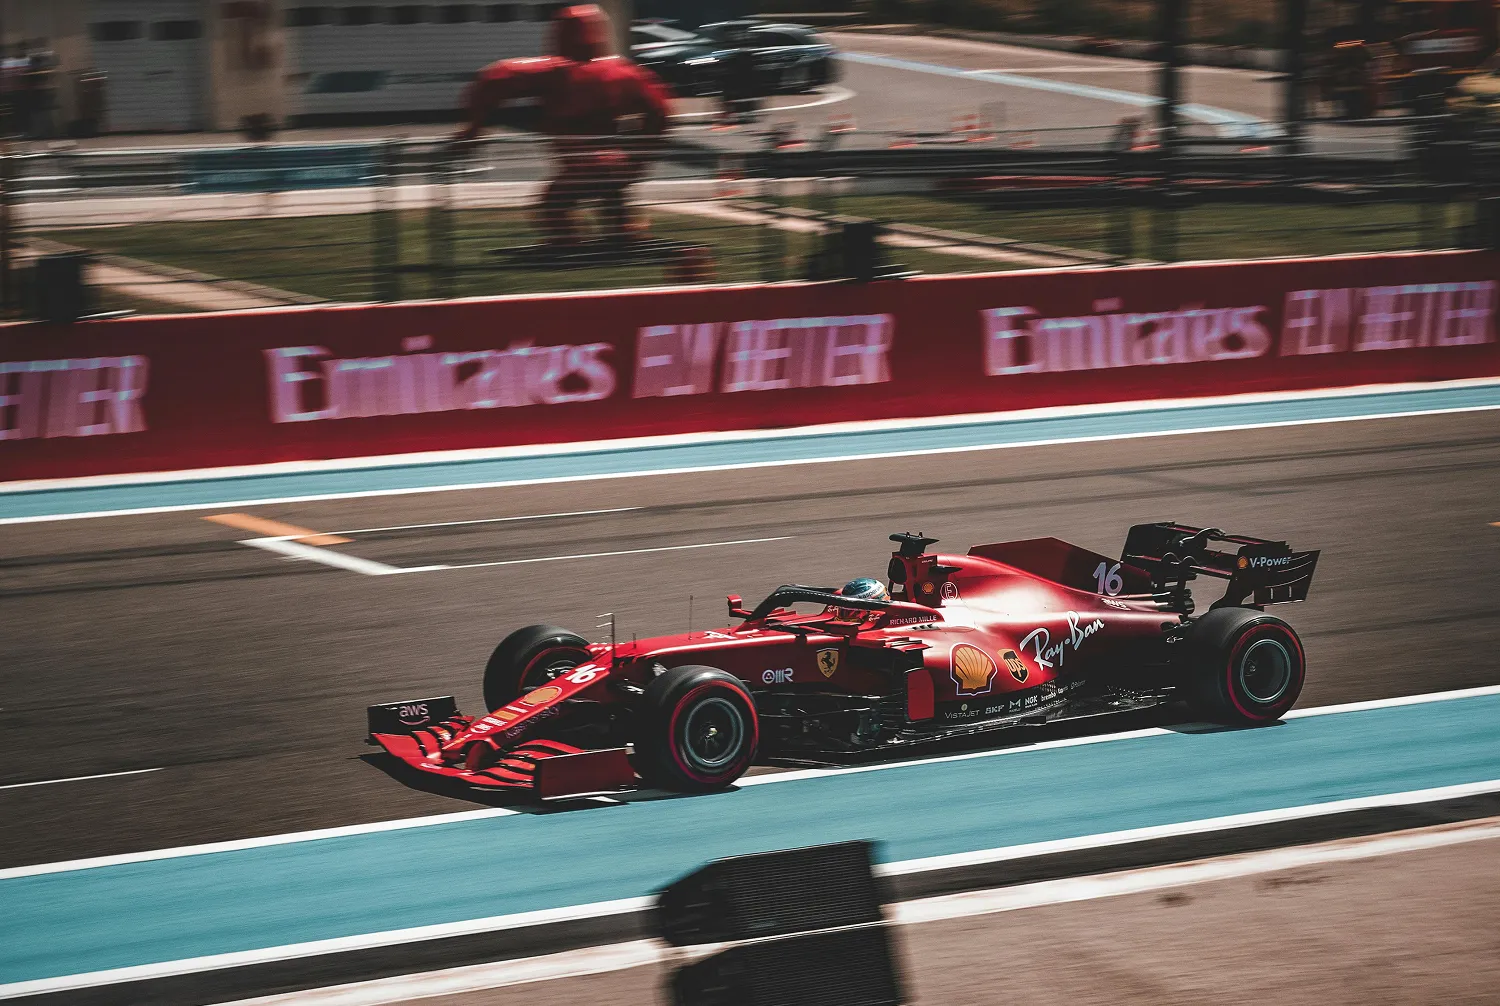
1001,649,1028,683
816,648,840,678
951,644,998,696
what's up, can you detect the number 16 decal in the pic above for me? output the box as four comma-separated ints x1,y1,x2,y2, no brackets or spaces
1093,561,1124,596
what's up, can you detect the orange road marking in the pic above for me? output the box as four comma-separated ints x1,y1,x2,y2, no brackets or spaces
203,513,351,546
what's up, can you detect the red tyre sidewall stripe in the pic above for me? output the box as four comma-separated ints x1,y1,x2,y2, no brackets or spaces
1225,622,1305,722
666,682,759,785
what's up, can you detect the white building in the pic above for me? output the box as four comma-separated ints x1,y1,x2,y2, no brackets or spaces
0,0,630,133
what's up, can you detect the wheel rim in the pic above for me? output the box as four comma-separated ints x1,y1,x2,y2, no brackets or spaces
521,649,584,692
680,696,745,773
1239,637,1293,704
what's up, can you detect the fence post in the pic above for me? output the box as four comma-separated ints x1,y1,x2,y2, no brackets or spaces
1108,193,1134,262
373,139,400,302
1151,188,1179,263
0,145,14,317
426,142,455,300
759,176,784,283
1419,190,1446,250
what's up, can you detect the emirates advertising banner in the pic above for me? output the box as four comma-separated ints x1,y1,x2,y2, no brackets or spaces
2,251,1497,481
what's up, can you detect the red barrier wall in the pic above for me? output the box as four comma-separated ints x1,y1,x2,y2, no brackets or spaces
3,250,1498,482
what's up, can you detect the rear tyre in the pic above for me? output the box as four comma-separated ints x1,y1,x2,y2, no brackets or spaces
483,624,590,712
1187,608,1306,724
635,665,758,792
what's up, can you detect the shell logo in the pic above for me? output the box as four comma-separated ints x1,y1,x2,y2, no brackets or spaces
1237,556,1249,569
951,643,998,696
519,685,563,706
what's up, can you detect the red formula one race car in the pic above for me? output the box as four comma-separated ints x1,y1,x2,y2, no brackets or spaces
368,523,1319,798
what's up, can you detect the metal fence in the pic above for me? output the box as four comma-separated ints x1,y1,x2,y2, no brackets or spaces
0,119,1494,318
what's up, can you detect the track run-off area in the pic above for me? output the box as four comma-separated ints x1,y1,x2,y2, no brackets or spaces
3,688,1500,996
2,379,1498,1000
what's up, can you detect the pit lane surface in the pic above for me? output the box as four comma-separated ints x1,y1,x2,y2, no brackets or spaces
2,405,1498,871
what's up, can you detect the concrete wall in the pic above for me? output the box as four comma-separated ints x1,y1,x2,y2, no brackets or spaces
1,0,635,135
600,0,632,57
205,0,289,131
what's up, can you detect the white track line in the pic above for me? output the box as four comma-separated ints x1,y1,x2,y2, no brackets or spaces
209,817,1500,1006
1284,683,1500,719
6,684,1497,881
239,535,793,577
0,807,520,881
875,778,1500,877
0,898,654,1000
669,85,854,122
16,379,1484,493
243,538,407,576
894,816,1500,925
412,536,794,572
329,507,641,536
212,940,664,1006
737,725,1175,786
3,378,1497,524
740,683,1500,788
0,768,162,791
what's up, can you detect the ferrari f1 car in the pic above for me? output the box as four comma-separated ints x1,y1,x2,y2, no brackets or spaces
368,523,1318,798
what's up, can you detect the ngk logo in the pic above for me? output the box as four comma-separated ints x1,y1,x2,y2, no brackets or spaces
264,336,616,423
982,299,1273,376
0,357,150,441
634,314,893,397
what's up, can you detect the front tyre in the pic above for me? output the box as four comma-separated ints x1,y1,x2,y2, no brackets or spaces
1187,608,1306,724
483,624,590,712
635,665,758,792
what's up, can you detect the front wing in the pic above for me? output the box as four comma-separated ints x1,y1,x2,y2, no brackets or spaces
368,698,636,798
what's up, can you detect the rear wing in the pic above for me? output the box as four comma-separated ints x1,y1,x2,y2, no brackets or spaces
1122,522,1319,611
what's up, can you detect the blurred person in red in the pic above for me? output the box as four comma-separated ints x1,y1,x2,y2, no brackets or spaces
456,4,671,247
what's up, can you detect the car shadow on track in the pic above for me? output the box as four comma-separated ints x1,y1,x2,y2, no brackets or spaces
360,751,695,814
362,707,1276,812
1163,720,1288,735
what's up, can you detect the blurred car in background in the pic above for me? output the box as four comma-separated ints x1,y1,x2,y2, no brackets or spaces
1311,0,1499,118
630,18,838,98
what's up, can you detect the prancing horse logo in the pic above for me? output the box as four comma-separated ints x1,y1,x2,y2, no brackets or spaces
816,648,840,678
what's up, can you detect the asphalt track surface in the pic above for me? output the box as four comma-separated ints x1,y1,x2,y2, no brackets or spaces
3,406,1499,874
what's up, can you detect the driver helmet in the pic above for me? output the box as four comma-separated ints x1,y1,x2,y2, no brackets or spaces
838,577,889,619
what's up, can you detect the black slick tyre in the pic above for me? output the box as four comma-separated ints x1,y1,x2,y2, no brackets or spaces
483,624,590,712
634,665,758,792
1187,608,1306,724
